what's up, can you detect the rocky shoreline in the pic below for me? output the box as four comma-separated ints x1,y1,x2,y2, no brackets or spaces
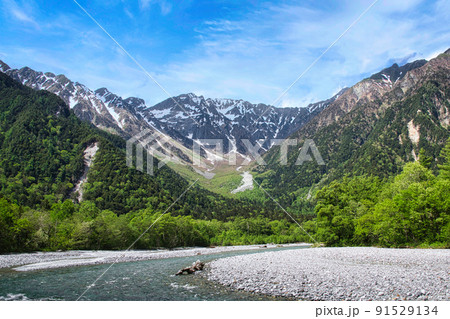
206,247,449,301
0,243,308,272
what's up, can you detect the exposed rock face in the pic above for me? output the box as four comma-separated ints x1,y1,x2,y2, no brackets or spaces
73,143,99,202
0,60,10,72
287,52,450,139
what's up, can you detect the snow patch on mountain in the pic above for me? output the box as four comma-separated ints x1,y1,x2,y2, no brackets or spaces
105,104,123,129
231,171,254,193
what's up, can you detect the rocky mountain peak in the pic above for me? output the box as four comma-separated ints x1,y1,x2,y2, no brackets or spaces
124,96,146,109
0,60,10,72
369,59,427,84
95,87,115,99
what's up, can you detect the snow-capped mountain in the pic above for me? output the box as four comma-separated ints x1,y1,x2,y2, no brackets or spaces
0,60,197,165
140,91,346,154
0,61,137,136
0,59,342,163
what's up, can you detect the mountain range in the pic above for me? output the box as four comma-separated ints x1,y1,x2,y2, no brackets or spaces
1,50,449,193
0,70,283,220
0,60,344,168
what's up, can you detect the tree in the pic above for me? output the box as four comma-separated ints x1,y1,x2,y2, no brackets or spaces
419,149,432,169
438,138,450,180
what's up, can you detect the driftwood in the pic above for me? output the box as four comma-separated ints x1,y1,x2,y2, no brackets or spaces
175,260,205,275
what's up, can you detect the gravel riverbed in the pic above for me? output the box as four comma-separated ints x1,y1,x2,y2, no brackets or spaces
206,247,449,301
0,243,308,272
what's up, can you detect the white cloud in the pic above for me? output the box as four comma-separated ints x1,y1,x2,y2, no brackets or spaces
375,0,424,13
139,0,172,15
2,0,448,109
3,0,40,30
141,0,449,107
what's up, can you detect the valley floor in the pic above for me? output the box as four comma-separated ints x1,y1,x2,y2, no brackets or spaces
206,247,450,301
0,243,309,272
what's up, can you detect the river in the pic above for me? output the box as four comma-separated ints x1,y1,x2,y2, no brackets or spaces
0,245,309,301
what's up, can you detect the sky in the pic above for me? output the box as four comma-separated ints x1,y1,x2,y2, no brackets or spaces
0,0,449,108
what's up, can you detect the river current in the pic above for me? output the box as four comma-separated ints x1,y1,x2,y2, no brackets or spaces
0,245,309,301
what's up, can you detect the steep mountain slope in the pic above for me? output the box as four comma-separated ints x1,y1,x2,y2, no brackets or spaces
0,61,198,168
0,61,132,136
256,51,450,202
1,71,323,252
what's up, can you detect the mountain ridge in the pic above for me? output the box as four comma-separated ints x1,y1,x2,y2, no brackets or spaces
0,60,344,161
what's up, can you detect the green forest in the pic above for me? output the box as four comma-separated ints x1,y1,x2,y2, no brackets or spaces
314,143,450,247
2,141,448,252
0,68,449,253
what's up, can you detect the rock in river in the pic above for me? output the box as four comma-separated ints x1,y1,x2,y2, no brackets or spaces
176,260,205,275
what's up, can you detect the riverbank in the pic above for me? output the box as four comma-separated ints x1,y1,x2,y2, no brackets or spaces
206,247,449,301
0,243,309,272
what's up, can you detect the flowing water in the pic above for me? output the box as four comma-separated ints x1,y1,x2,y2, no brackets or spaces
0,245,309,301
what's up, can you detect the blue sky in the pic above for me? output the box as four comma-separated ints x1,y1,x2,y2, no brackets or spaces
0,0,449,107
